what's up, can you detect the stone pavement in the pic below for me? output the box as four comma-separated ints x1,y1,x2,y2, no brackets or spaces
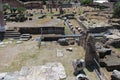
0,62,66,80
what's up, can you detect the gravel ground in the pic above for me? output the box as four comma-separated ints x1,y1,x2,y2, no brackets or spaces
0,38,98,79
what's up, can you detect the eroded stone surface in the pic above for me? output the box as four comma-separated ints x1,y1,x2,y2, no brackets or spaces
0,62,66,80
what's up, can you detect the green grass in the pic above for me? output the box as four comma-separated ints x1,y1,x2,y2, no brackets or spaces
116,48,120,51
4,52,38,72
65,25,73,35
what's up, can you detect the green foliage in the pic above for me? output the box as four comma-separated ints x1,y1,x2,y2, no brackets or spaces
17,7,26,14
42,0,47,5
2,3,9,14
114,2,120,18
2,3,9,11
80,0,93,5
5,6,27,22
17,14,27,22
58,1,62,5
10,7,17,13
7,14,27,22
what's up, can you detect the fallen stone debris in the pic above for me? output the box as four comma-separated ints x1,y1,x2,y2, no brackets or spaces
20,34,32,41
56,49,63,57
111,70,120,80
16,41,23,44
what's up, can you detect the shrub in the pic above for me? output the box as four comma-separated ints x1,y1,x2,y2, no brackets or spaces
80,0,93,5
2,3,9,14
113,2,120,18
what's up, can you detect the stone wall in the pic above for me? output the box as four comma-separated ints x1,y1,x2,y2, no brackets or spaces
84,34,99,65
78,29,99,65
77,18,120,33
88,25,120,33
46,4,72,8
3,0,44,9
24,2,43,9
3,0,23,7
18,26,64,34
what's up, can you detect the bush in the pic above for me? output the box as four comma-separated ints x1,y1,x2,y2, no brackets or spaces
80,0,93,5
17,7,26,14
42,0,47,5
17,14,27,22
10,7,17,13
113,2,120,18
2,3,9,14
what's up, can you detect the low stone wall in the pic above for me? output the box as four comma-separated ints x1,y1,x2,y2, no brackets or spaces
3,0,71,9
3,0,23,7
18,27,64,34
46,4,72,8
24,2,43,9
76,18,120,33
3,0,44,9
76,18,88,30
88,25,120,33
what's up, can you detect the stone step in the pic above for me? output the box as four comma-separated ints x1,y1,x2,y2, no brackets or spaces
4,30,21,39
4,33,21,35
4,36,20,39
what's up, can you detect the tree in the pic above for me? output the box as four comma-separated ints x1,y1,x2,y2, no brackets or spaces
80,0,93,5
2,3,9,14
113,1,120,18
42,0,47,5
10,7,17,14
50,0,53,13
17,7,26,14
58,1,63,14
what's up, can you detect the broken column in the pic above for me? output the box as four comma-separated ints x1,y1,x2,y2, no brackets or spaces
0,0,5,41
85,34,98,65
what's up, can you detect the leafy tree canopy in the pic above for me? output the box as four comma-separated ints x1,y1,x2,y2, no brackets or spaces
10,7,18,13
114,1,120,18
17,7,26,14
80,0,93,5
42,0,47,5
2,3,9,12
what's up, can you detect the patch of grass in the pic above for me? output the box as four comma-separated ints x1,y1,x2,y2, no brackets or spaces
116,48,120,51
4,52,38,72
65,26,72,35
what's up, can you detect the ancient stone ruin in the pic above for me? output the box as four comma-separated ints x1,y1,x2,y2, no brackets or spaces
0,63,66,80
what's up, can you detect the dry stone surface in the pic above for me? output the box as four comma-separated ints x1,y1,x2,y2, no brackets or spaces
0,63,66,80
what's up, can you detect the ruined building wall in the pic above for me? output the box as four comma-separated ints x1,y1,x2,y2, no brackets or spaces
0,0,4,29
0,0,5,40
24,2,43,9
81,34,99,65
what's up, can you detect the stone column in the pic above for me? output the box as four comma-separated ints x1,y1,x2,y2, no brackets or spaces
0,0,5,32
